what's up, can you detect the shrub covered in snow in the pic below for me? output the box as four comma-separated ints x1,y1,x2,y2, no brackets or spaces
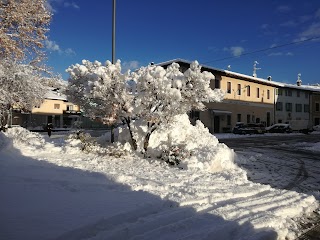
119,114,236,172
161,145,191,166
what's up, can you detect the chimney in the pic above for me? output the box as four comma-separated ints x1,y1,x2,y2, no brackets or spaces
297,73,302,86
267,76,272,81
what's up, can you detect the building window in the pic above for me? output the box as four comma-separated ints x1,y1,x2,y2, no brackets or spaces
276,102,283,111
215,79,220,89
315,117,320,126
247,114,250,123
305,92,308,98
190,110,200,120
297,90,300,97
304,104,310,113
285,89,292,96
237,84,241,95
227,82,231,94
237,114,241,122
277,88,283,96
316,103,320,112
67,105,74,111
247,85,251,96
257,88,260,98
267,89,270,99
295,104,302,112
285,103,292,112
227,115,231,125
54,104,60,110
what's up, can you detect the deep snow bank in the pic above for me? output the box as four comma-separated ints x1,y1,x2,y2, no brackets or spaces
118,114,236,172
1,126,319,240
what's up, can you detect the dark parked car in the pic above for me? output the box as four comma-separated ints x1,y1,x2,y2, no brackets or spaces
233,123,266,134
265,124,292,133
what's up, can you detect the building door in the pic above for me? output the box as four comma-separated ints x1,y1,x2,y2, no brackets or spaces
47,115,52,124
214,116,220,133
267,112,271,126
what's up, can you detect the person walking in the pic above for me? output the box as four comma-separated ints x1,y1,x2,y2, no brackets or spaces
46,123,53,137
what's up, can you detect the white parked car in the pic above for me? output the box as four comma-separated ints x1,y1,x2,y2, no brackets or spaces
265,124,292,133
313,125,320,131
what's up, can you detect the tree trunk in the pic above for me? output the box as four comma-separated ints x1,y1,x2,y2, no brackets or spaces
124,117,137,150
143,123,157,152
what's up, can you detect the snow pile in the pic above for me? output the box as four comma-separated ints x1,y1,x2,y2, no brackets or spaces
1,128,319,240
4,127,84,155
0,131,10,150
294,141,320,152
5,127,46,149
119,114,236,172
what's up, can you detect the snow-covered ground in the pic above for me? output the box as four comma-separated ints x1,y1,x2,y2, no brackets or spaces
0,127,319,240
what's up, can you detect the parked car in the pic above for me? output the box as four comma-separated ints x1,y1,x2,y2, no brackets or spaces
233,123,266,134
313,125,320,131
265,124,292,133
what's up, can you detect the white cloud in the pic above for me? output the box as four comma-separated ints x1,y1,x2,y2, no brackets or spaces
122,61,140,72
280,20,296,27
45,40,62,53
260,24,269,29
268,52,293,57
268,52,283,56
316,8,320,19
276,5,291,13
46,0,79,12
64,2,80,9
224,46,244,57
45,40,76,56
65,48,76,56
300,22,320,38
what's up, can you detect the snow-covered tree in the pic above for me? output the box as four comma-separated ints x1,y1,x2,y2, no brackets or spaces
0,60,47,128
132,61,224,151
66,60,137,148
66,60,224,152
0,0,51,62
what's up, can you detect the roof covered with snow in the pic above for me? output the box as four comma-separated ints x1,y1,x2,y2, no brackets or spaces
44,87,68,101
157,58,320,92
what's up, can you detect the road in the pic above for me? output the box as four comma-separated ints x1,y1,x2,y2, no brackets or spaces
220,134,320,193
220,134,320,239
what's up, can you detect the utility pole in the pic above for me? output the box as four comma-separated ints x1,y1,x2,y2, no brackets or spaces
110,0,116,143
112,0,116,64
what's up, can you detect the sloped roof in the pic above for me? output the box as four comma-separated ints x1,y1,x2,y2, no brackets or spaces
156,58,320,92
44,87,68,101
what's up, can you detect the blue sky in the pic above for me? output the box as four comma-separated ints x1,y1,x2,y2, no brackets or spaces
46,0,320,85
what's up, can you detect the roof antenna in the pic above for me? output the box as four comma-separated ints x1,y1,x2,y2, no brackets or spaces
297,73,302,86
253,61,261,78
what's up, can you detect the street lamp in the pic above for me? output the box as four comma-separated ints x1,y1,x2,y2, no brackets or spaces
111,0,116,143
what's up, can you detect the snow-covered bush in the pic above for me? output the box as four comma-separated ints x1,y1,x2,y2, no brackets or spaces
66,130,97,152
5,126,45,149
161,145,191,166
119,114,236,172
66,60,224,153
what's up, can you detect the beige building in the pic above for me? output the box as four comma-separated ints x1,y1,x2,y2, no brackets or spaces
158,59,320,133
13,88,81,130
158,59,277,133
